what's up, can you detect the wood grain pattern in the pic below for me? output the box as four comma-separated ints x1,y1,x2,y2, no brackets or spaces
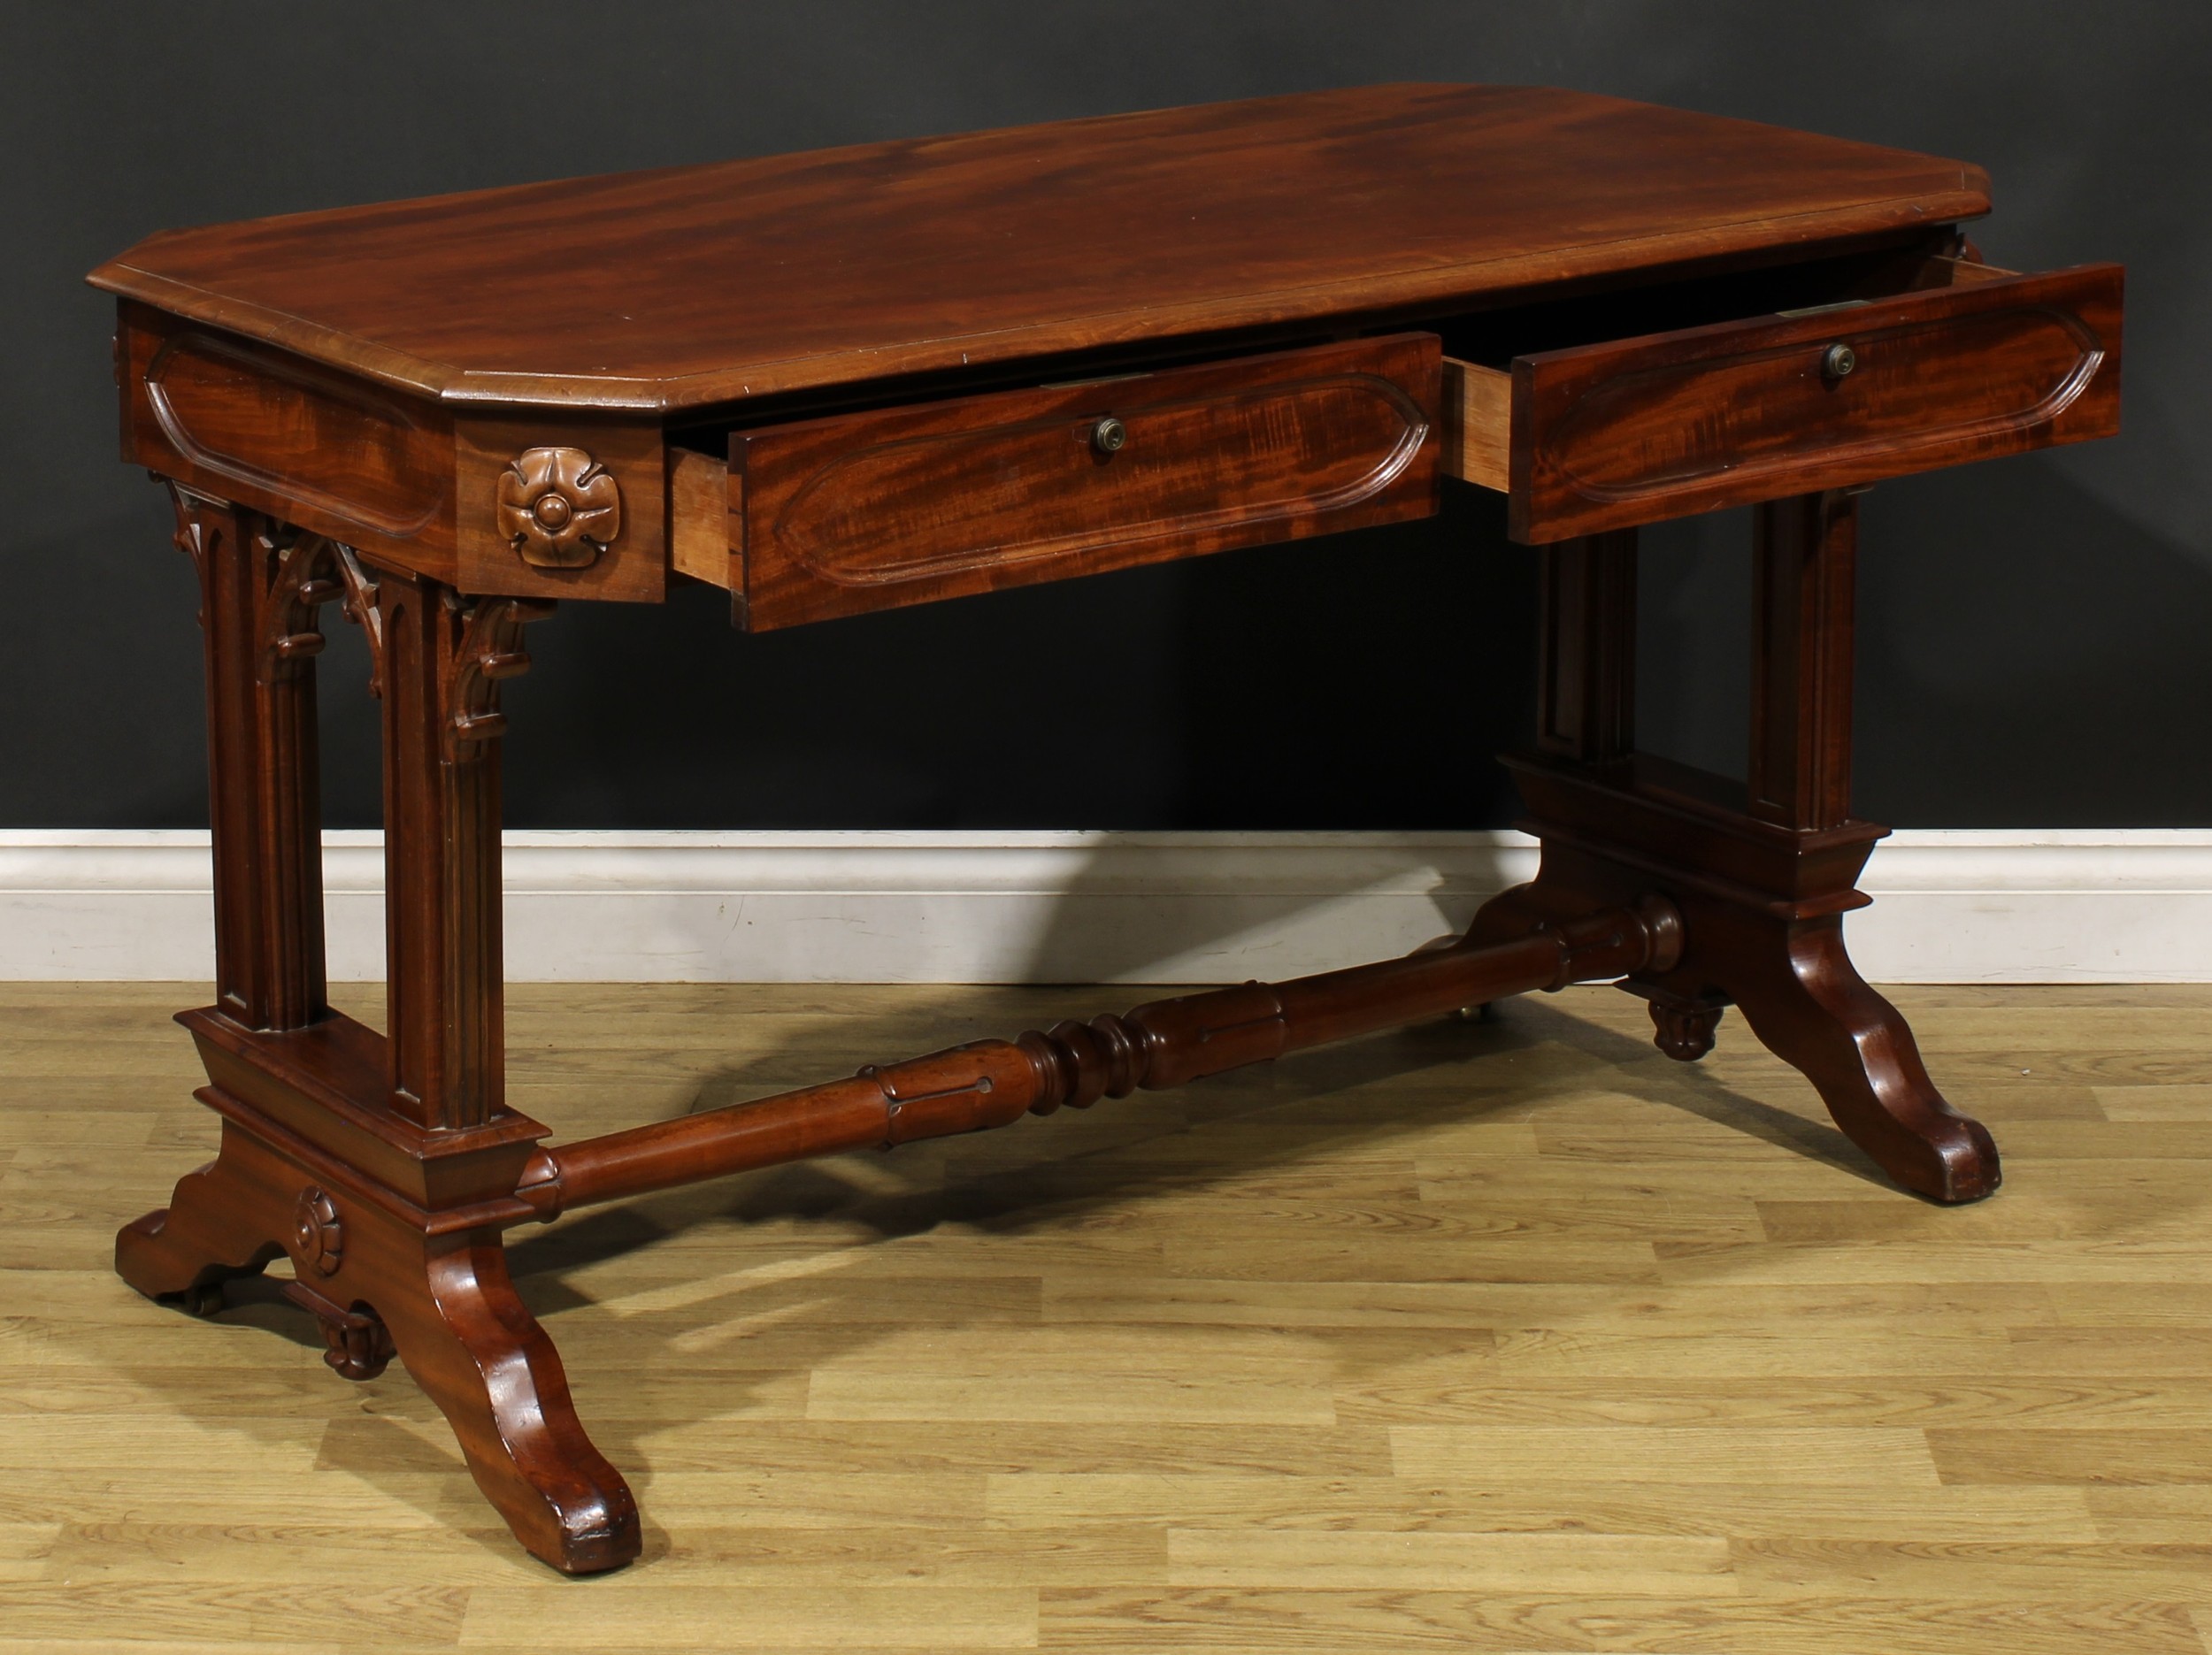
87,85,1992,412
121,305,457,580
1507,261,2124,541
726,334,1440,631
145,333,445,538
14,977,2212,1648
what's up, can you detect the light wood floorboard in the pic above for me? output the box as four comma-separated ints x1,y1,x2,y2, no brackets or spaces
2,981,2208,1651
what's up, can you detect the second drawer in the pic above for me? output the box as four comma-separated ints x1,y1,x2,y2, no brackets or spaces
676,333,1440,631
1443,256,2124,542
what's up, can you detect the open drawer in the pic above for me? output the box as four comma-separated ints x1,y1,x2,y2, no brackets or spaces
672,333,1440,631
1440,256,2124,542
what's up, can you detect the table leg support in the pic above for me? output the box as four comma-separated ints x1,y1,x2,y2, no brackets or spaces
115,1136,281,1317
360,571,637,1569
119,1080,638,1573
395,1235,640,1573
118,497,637,1573
115,480,1994,1582
118,488,341,1311
1477,499,2000,1203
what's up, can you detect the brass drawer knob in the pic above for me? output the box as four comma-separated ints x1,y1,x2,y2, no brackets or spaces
1822,342,1857,379
1090,416,1128,454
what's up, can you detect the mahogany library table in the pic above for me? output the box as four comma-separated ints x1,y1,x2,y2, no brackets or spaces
89,85,2124,1573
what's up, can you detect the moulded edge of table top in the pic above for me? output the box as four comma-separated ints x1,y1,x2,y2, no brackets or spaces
86,84,1993,416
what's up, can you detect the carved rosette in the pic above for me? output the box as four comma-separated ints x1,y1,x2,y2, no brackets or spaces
292,1186,343,1276
496,447,620,569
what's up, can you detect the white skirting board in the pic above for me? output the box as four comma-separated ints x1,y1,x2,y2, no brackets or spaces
2,828,2208,985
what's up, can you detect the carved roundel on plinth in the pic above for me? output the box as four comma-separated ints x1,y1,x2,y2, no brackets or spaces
497,446,621,569
293,1186,343,1277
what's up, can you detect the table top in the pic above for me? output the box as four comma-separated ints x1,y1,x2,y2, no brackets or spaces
89,83,1990,416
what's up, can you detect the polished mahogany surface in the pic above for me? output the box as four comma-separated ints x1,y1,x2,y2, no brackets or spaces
87,83,1991,413
731,333,1442,629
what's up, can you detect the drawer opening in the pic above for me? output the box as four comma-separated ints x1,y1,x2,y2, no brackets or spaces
1436,246,2004,373
668,242,1993,462
667,324,1378,455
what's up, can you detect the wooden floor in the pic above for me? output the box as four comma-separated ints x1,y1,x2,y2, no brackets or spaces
4,980,2211,1652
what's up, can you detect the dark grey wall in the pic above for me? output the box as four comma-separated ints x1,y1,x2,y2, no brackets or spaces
4,1,2206,831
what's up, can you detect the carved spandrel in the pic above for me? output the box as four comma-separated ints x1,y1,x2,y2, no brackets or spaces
442,592,555,762
165,481,230,626
255,532,342,680
371,574,554,765
331,543,388,699
247,533,392,702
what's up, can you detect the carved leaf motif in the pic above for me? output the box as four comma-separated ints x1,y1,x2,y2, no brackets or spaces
442,593,556,762
256,532,343,682
331,543,388,698
164,483,228,628
496,446,620,569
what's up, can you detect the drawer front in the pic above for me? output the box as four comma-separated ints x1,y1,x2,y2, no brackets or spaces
1507,263,2123,542
732,334,1440,629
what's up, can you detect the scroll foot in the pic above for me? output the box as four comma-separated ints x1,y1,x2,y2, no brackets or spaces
1714,909,1999,1204
115,1142,284,1307
119,1122,639,1574
381,1238,641,1574
1467,867,1999,1204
